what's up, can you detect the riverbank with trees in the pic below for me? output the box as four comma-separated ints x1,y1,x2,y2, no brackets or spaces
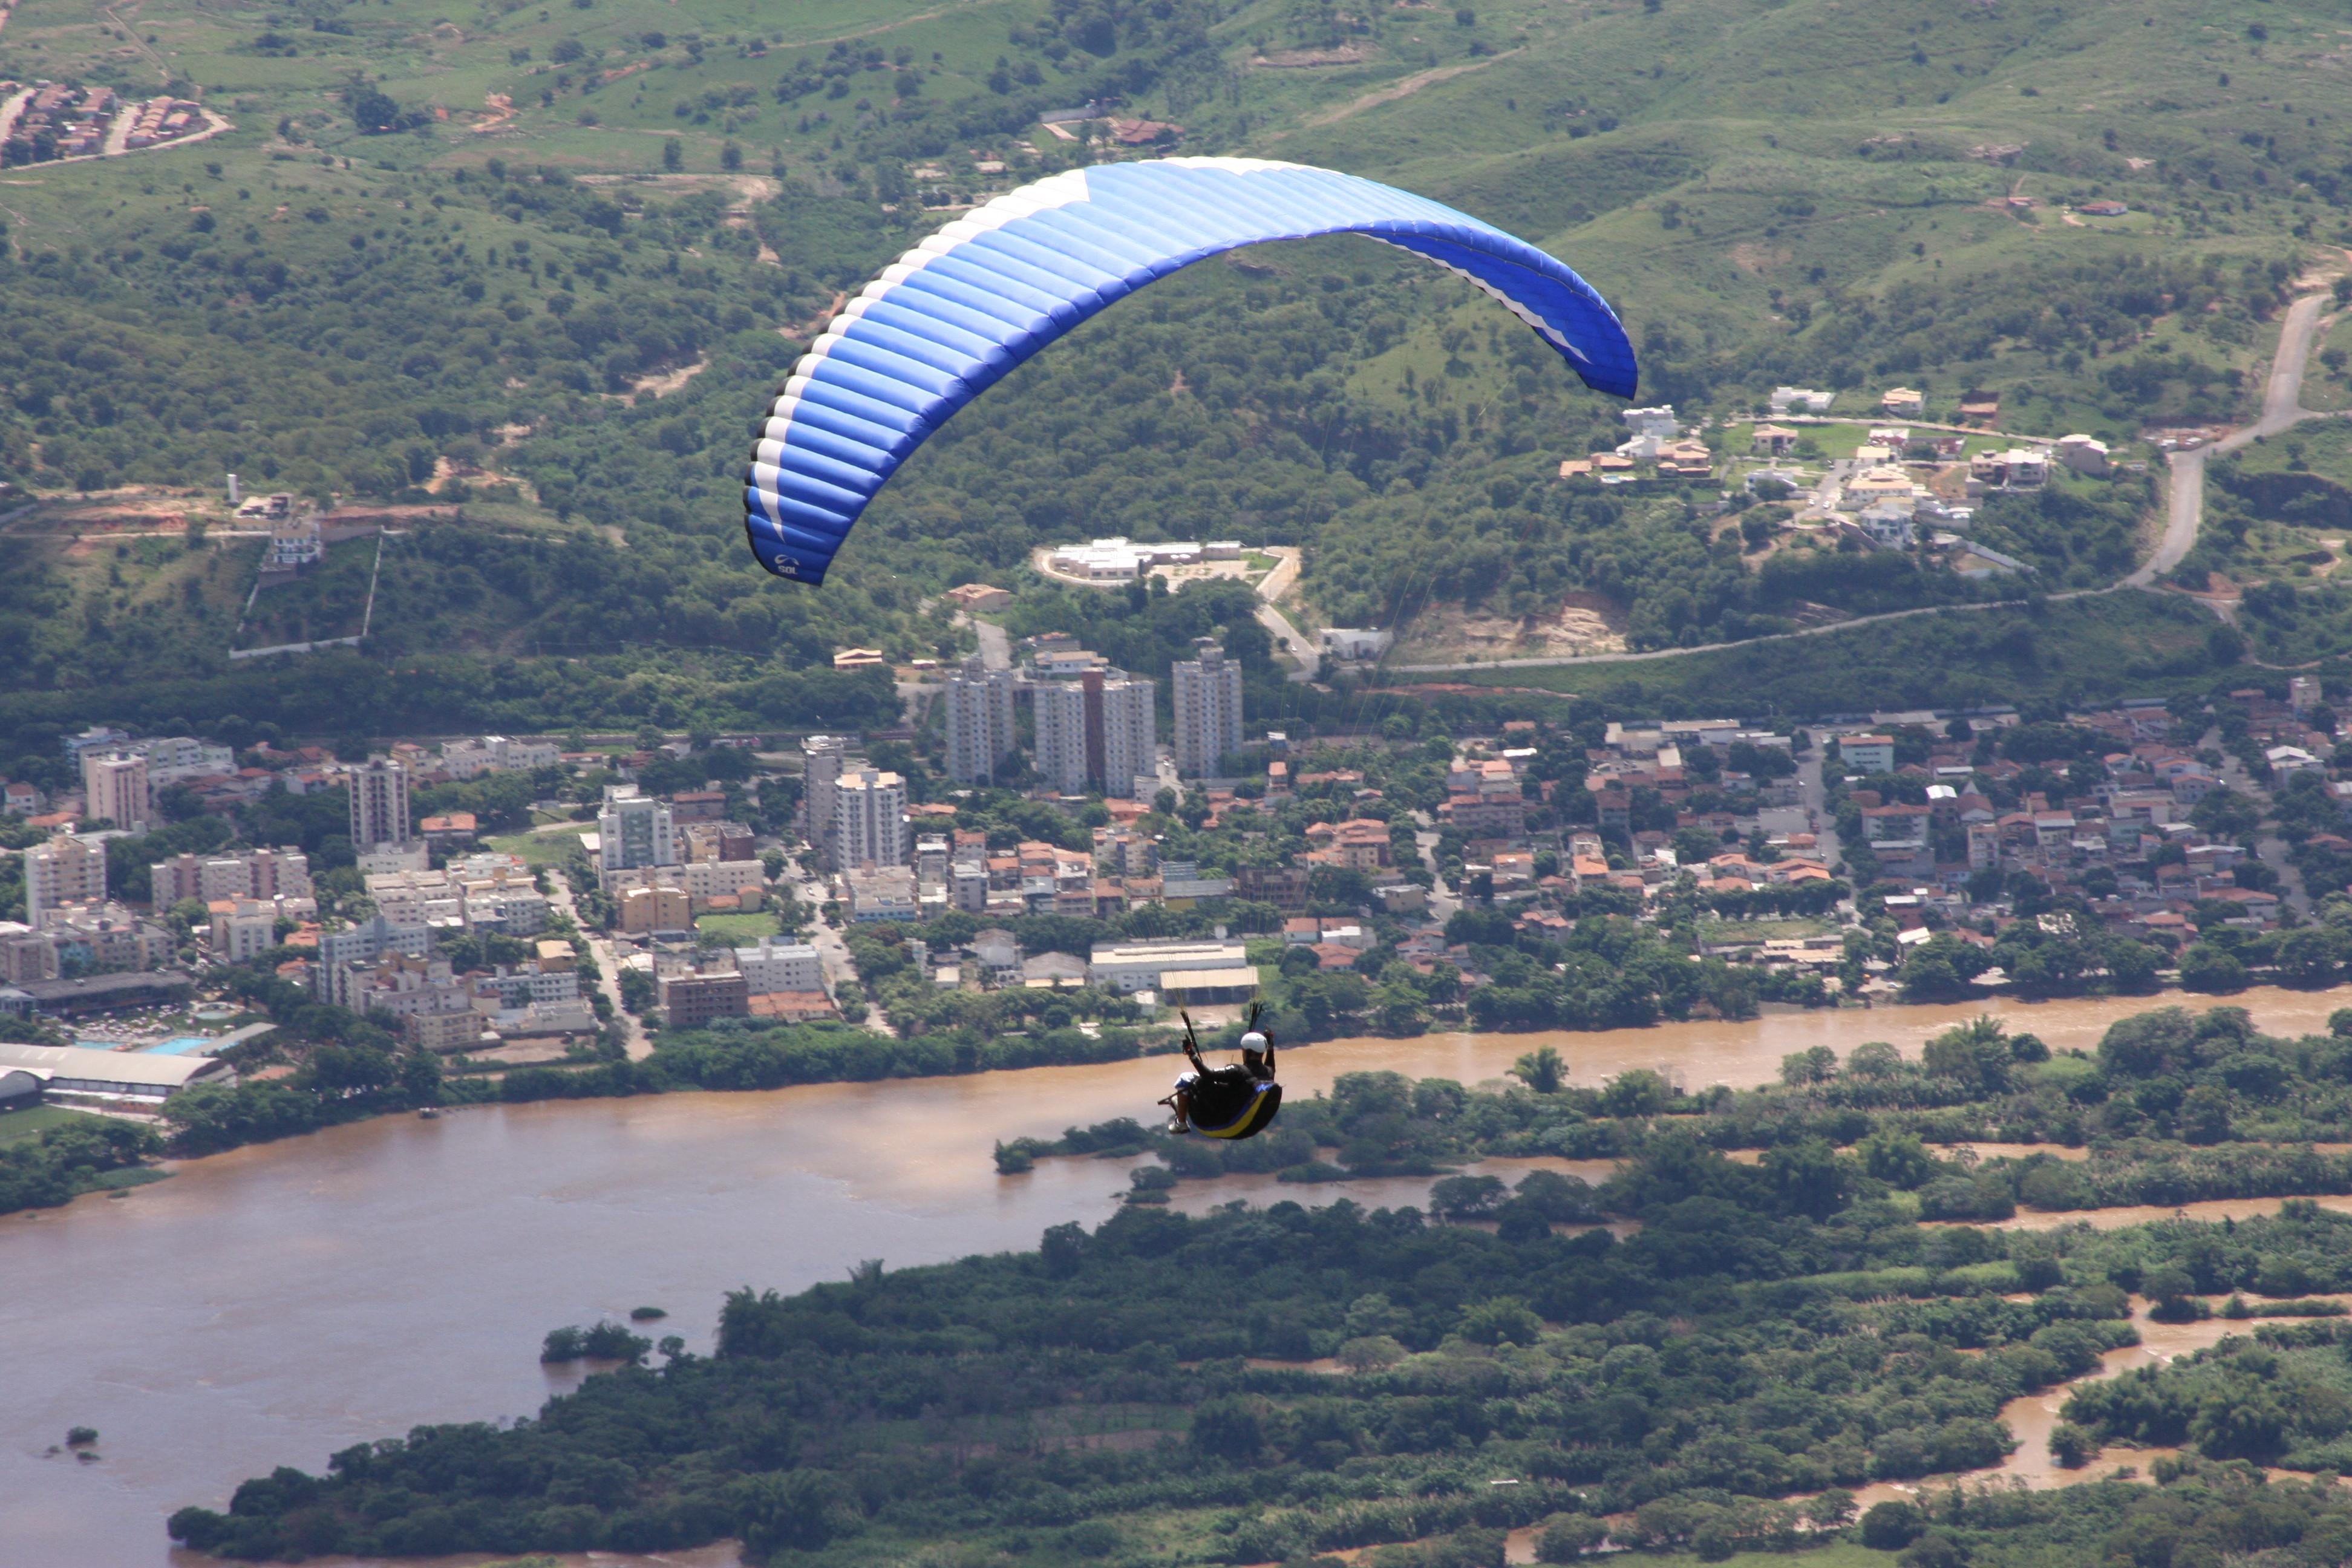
170,1014,2352,1567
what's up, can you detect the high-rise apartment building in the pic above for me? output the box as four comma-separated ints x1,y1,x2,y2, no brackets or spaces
25,835,108,925
348,759,411,851
832,769,907,870
81,750,151,832
1031,679,1089,796
1033,668,1156,797
800,734,847,869
598,784,679,872
1171,639,1243,779
1095,670,1157,800
942,658,1018,785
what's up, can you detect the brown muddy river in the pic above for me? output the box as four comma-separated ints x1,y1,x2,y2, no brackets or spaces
7,987,2349,1567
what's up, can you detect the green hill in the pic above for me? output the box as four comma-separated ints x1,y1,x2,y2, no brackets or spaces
0,0,2344,737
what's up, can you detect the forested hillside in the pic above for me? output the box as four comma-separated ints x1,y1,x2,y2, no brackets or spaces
0,0,2345,717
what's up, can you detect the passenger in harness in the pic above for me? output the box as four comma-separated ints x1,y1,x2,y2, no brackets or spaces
1160,1004,1282,1140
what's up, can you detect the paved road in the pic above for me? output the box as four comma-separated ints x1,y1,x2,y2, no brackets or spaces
1389,289,2342,678
1789,746,1841,872
1251,546,1319,682
2132,445,2209,589
1258,599,1319,683
2246,292,2330,440
794,871,887,1031
1413,821,1459,925
2133,292,2335,591
2206,727,2314,918
971,617,1011,671
549,867,645,1060
1256,546,1302,602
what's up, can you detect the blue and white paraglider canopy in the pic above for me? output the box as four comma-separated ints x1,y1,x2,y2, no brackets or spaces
744,156,1639,585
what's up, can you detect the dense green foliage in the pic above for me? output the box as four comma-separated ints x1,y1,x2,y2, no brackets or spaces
172,1002,2352,1563
0,1114,161,1213
1053,1010,2352,1219
163,1161,2096,1564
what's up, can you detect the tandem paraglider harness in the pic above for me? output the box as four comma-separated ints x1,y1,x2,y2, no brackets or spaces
1160,1005,1282,1141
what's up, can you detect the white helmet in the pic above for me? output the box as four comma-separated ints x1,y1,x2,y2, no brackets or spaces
1240,1031,1269,1054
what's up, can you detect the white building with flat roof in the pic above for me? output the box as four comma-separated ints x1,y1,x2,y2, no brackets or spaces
734,938,824,995
1088,938,1249,994
440,735,562,780
1047,537,1238,581
139,736,235,782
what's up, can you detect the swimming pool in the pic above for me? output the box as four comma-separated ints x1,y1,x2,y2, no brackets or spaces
142,1037,217,1056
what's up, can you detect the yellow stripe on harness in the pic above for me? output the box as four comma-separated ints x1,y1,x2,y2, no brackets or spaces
1196,1081,1282,1140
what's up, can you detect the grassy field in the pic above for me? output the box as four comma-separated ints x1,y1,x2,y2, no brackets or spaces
483,824,591,867
1393,590,2235,715
693,910,777,942
1699,916,1837,944
235,535,378,649
2306,314,2352,414
0,1105,106,1148
2229,420,2352,490
1644,1546,1895,1568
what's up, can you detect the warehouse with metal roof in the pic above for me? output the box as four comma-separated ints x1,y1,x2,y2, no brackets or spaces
0,1040,235,1103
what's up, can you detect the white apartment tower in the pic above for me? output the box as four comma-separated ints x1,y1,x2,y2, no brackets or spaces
25,835,108,925
832,769,908,870
800,734,847,869
1171,639,1243,779
942,658,1019,785
348,759,411,851
1031,680,1089,795
598,785,679,872
81,750,151,832
1034,668,1156,797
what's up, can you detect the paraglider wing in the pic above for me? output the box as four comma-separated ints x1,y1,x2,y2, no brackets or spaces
744,157,1639,584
